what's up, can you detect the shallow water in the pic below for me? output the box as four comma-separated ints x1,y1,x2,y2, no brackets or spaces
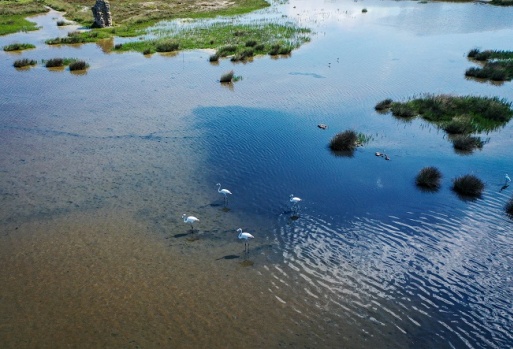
1,0,513,348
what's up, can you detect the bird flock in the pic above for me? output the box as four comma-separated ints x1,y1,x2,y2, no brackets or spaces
181,183,302,256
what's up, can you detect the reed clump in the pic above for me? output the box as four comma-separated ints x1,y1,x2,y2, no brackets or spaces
416,166,442,190
155,40,179,52
220,70,234,83
69,60,89,71
13,58,37,68
374,98,393,111
451,135,484,152
329,130,358,151
466,49,513,82
3,43,35,51
452,174,484,197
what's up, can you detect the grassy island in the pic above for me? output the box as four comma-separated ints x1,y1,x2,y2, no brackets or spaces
376,94,513,152
466,49,513,82
3,43,36,51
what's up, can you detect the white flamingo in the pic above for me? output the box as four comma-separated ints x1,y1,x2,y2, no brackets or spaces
182,214,199,231
216,183,232,204
237,228,254,253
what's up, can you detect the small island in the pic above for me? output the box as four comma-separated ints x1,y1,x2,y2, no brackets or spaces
375,94,513,152
466,49,513,82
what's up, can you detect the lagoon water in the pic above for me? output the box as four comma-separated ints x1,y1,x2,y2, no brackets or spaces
1,0,513,347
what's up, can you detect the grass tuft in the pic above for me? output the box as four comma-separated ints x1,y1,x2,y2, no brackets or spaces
220,70,234,83
13,58,37,68
329,130,358,151
416,167,442,190
69,60,89,71
451,135,484,152
375,98,393,111
3,43,36,51
452,174,484,197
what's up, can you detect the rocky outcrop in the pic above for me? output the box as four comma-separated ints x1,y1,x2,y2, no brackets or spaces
91,0,112,28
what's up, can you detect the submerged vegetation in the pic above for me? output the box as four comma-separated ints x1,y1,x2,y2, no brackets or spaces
416,167,442,190
452,174,485,197
466,49,513,82
3,42,35,51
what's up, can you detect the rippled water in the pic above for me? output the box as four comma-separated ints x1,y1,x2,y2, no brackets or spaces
1,0,513,348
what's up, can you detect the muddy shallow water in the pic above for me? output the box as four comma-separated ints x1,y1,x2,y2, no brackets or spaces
1,0,513,348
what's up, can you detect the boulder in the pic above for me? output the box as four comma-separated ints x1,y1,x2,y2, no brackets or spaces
91,0,112,28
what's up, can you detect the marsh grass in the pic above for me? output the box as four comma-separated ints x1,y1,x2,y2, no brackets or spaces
375,98,393,111
451,135,484,152
452,174,484,197
466,49,513,81
416,167,442,190
116,22,310,60
443,119,473,134
329,130,358,151
46,30,110,45
43,57,78,67
69,60,88,71
220,70,234,83
13,58,37,68
3,43,35,51
0,14,41,36
382,95,513,133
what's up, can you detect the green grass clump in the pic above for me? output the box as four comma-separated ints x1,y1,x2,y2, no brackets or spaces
13,58,37,68
3,43,35,51
443,119,473,134
416,166,442,190
329,130,358,151
46,30,110,45
43,57,78,67
452,174,484,197
383,94,513,133
375,98,393,111
466,49,513,82
506,197,513,217
209,53,219,62
0,13,42,36
69,60,88,71
451,135,484,152
155,40,179,52
220,70,234,83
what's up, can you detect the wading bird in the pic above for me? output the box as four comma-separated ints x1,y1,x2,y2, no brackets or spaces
237,228,254,253
216,183,232,204
506,174,511,185
182,214,199,231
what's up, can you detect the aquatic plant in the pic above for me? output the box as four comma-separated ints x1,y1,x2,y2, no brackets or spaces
451,135,484,152
42,58,79,68
220,70,234,83
155,40,179,52
443,119,473,134
381,94,513,133
329,130,358,151
13,58,37,68
452,174,484,197
69,60,89,71
506,197,513,216
416,166,442,190
3,43,35,51
209,54,219,62
375,98,393,111
466,61,513,82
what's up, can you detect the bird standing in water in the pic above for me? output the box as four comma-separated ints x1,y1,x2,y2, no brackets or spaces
216,183,232,205
505,174,511,185
237,228,254,253
182,214,199,232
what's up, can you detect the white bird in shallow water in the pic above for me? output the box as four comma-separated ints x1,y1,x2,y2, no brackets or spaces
182,214,199,231
290,194,302,206
216,183,232,204
505,174,511,185
237,228,254,253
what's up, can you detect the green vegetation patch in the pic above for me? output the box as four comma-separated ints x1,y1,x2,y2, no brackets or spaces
13,58,37,68
0,14,40,36
115,22,311,59
42,57,79,67
46,30,112,45
3,42,35,51
466,49,513,82
378,94,513,133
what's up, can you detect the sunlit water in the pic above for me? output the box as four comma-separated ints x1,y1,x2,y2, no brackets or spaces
1,0,513,348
